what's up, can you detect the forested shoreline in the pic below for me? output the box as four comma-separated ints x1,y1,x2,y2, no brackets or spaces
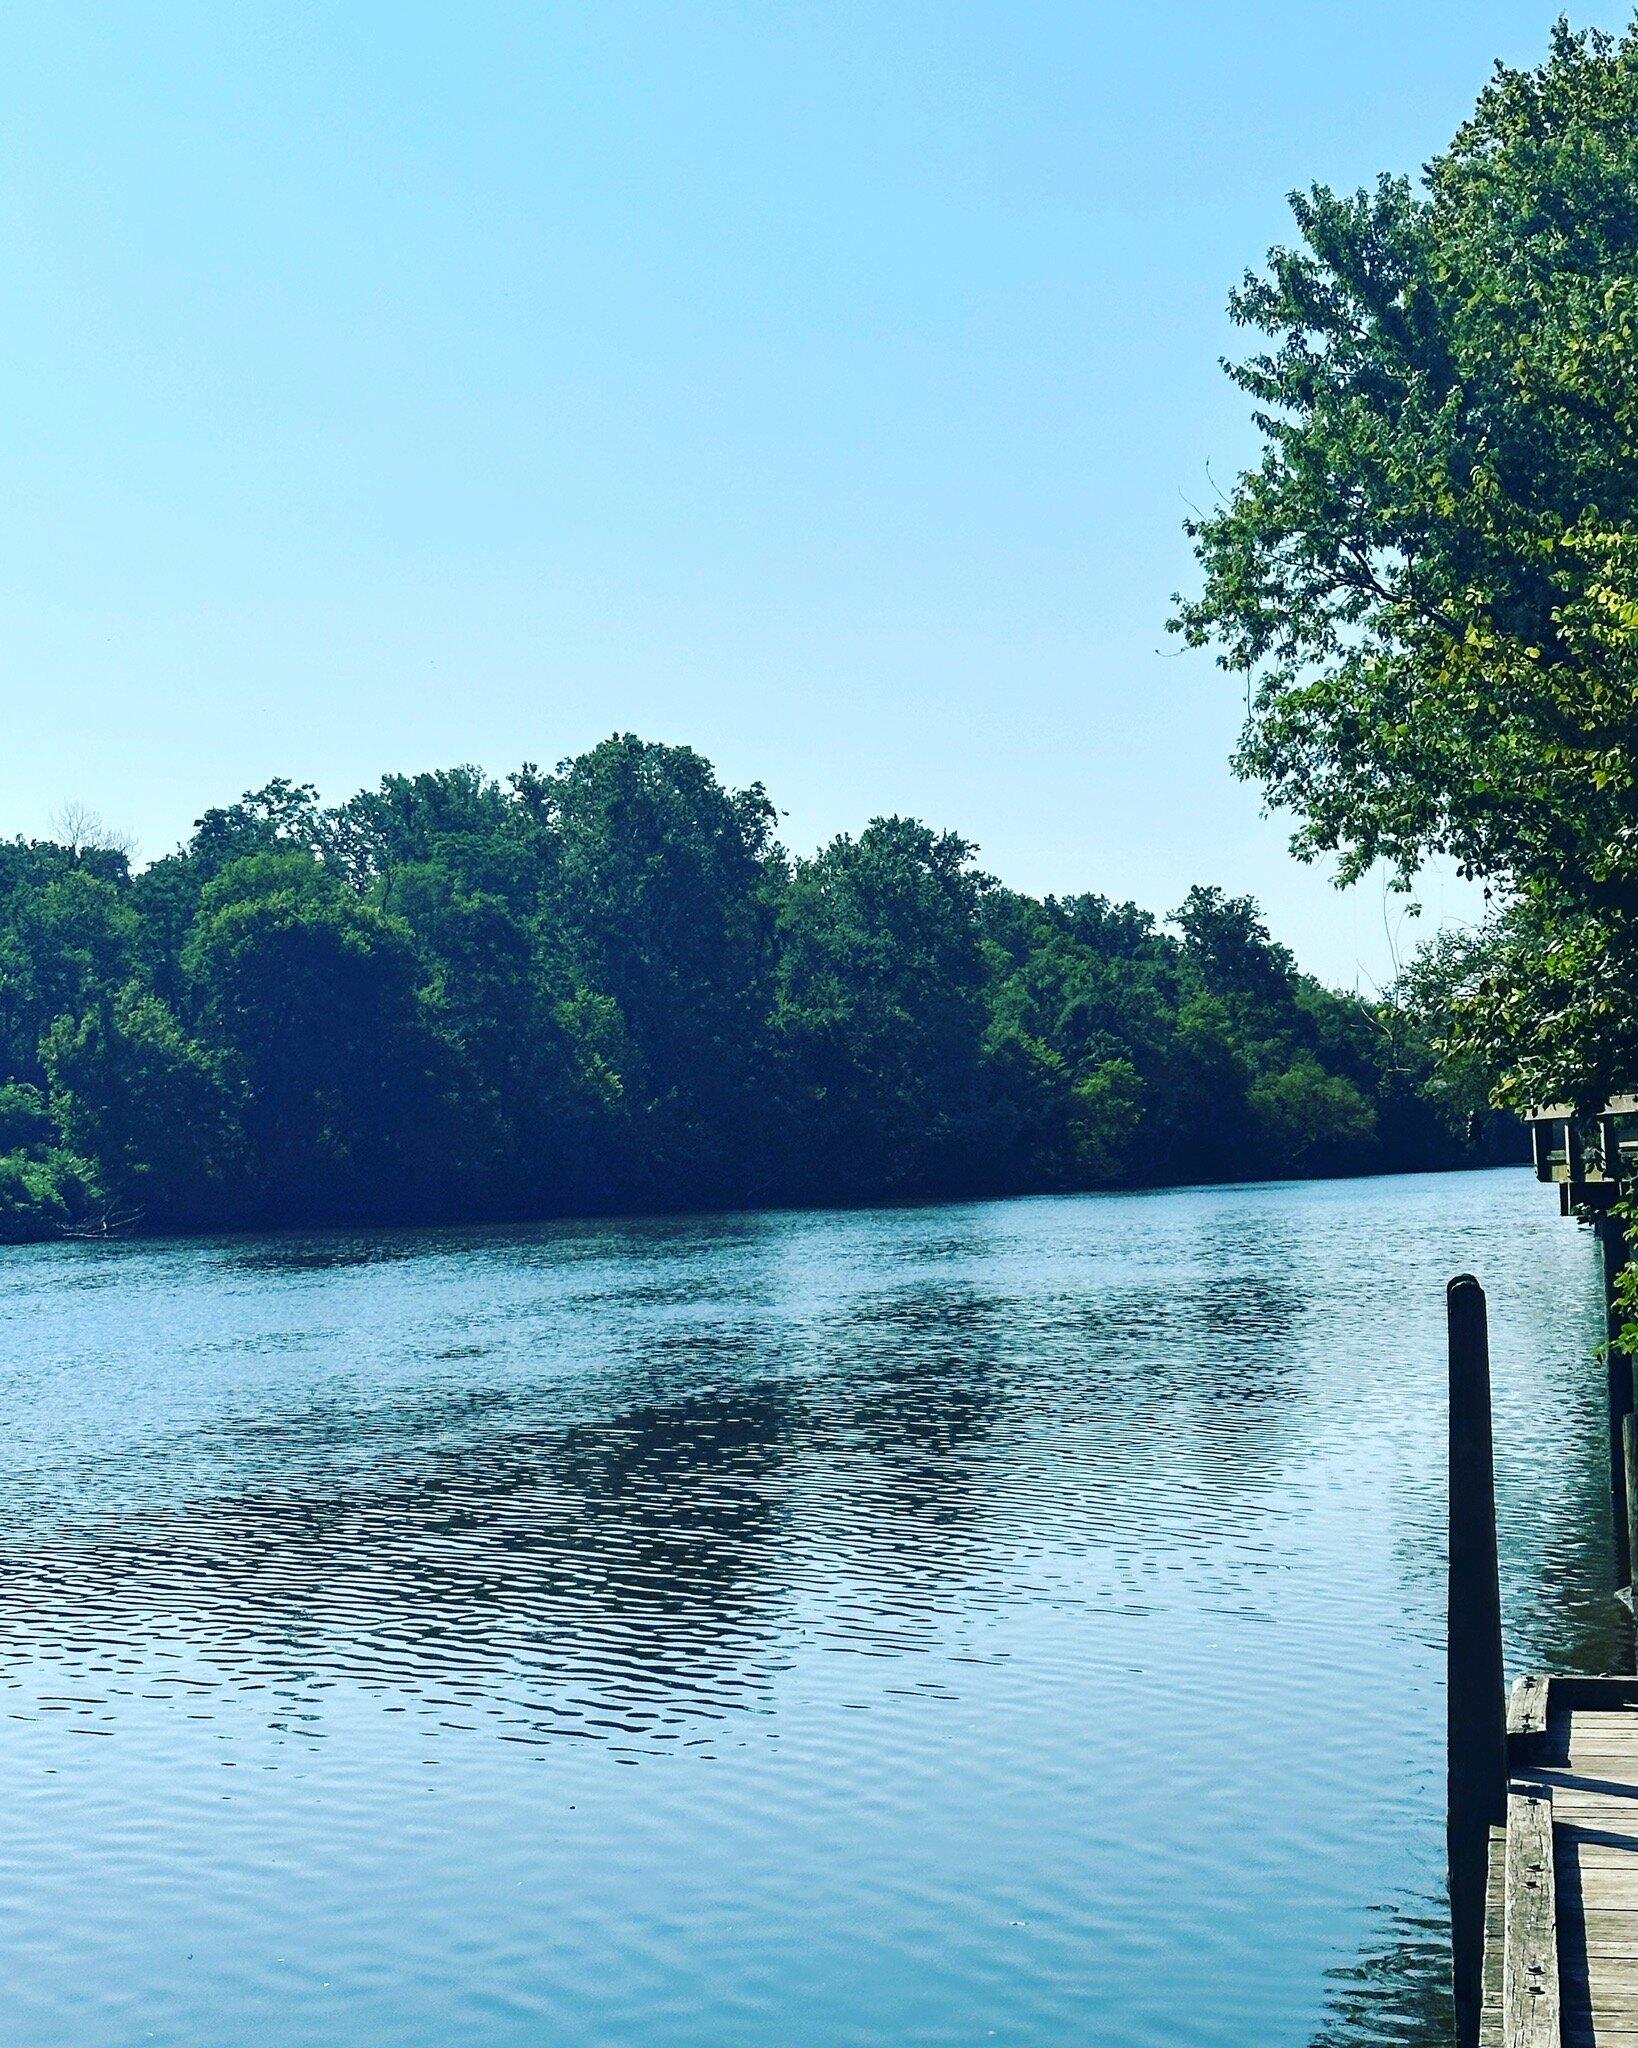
0,734,1510,1243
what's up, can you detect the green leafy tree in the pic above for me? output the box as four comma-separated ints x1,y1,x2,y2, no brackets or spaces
182,852,449,1222
42,990,240,1228
187,780,327,878
0,1154,71,1240
0,866,138,1084
1174,20,1638,1111
775,818,995,1194
983,892,1176,1184
1248,1060,1378,1176
328,767,538,906
539,736,780,1201
0,1081,53,1153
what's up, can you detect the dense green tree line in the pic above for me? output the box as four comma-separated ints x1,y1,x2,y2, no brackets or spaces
0,736,1498,1241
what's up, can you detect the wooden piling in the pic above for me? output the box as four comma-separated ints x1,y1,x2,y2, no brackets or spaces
1601,1213,1633,1589
1626,1413,1638,1615
1447,1273,1507,2048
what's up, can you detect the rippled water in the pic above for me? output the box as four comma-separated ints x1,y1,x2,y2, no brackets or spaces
0,1167,1618,2047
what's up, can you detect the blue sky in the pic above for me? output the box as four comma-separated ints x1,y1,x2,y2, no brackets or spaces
2,3,1627,986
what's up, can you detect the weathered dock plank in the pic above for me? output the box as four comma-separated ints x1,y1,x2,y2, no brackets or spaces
1488,1679,1638,2044
1509,1675,1551,1740
1503,1787,1558,2047
1480,1823,1505,2048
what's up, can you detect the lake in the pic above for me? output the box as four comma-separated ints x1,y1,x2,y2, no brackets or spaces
0,1166,1619,2047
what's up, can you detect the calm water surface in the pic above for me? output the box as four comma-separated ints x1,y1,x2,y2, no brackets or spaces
0,1167,1619,2047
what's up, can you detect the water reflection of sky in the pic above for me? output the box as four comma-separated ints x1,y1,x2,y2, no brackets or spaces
0,1168,1611,2047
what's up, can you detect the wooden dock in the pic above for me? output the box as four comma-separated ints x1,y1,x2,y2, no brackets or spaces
1445,1270,1638,2048
1446,1144,1638,2046
1480,1674,1638,2046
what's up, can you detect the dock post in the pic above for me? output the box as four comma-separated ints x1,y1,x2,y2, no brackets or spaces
1600,1213,1633,1590
1447,1274,1507,2048
1626,1413,1638,1612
